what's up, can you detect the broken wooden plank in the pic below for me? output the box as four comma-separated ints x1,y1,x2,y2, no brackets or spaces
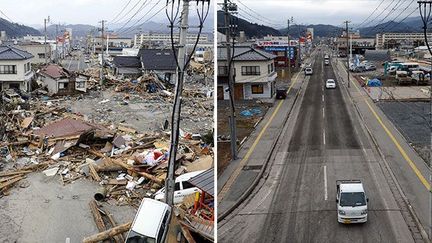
89,200,106,232
88,163,101,182
179,222,197,243
106,212,125,243
0,176,24,190
0,175,23,183
111,159,163,185
82,222,132,243
0,170,33,177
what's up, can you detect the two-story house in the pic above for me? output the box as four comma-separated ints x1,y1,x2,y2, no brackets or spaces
0,45,34,91
217,46,277,100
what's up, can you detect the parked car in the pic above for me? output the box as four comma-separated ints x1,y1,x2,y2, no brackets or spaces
336,180,368,224
365,64,376,71
126,198,171,243
325,79,336,89
1,89,25,104
154,170,204,204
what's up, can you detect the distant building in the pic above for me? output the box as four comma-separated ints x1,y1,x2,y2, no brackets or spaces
0,45,34,91
90,36,132,55
16,42,51,64
376,32,432,49
217,46,277,100
306,28,314,40
134,32,209,47
256,36,298,67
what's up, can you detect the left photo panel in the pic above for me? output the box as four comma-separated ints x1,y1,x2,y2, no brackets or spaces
0,0,215,242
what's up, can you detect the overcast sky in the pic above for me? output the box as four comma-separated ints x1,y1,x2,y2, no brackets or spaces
0,0,420,29
220,0,420,28
0,0,214,28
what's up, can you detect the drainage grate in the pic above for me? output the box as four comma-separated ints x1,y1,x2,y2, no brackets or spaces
242,165,263,171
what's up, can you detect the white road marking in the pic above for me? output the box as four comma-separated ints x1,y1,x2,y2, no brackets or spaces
322,94,324,102
323,129,326,145
324,165,328,200
322,107,325,118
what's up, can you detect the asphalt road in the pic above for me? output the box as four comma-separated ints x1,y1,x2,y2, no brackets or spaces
218,51,415,243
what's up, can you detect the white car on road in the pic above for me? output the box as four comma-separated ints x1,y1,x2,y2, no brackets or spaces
325,79,336,89
336,180,368,224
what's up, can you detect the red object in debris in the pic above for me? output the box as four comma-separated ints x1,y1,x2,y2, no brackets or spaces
153,150,164,160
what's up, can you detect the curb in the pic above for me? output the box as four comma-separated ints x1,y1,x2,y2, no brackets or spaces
218,73,305,222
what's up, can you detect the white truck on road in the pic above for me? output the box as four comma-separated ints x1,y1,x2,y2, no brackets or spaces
336,180,368,224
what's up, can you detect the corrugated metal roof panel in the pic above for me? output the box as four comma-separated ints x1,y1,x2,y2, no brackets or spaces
188,168,214,197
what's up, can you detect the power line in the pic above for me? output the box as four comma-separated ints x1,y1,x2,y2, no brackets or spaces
109,0,133,23
356,0,386,28
112,0,146,26
0,9,13,22
236,0,283,27
377,1,417,33
370,0,406,32
115,0,151,33
362,0,398,28
118,0,163,35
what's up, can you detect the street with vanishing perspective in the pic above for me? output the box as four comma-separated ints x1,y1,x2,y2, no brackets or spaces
218,1,431,243
0,1,214,243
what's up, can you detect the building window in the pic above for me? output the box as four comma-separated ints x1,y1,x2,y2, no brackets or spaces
58,82,69,90
0,65,17,74
38,53,45,58
24,63,31,73
76,81,85,89
241,66,260,75
218,66,228,76
251,84,264,94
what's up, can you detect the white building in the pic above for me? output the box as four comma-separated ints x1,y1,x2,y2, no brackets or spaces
0,45,34,91
217,46,277,100
16,42,52,64
134,32,209,47
376,32,432,49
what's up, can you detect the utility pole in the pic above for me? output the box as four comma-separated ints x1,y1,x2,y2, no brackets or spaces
296,24,302,68
99,20,106,85
417,1,432,239
44,16,50,64
344,20,350,88
165,0,190,207
224,0,238,160
287,18,291,80
54,24,58,63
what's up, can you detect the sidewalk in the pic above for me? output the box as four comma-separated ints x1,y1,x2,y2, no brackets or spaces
217,71,305,219
333,58,431,235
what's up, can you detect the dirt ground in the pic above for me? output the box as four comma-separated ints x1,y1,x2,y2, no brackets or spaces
377,101,431,165
216,100,271,175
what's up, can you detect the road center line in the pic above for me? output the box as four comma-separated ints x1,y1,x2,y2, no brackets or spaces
322,107,325,118
324,165,328,200
322,94,324,102
323,129,326,145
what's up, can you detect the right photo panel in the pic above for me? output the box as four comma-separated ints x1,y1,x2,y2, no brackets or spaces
216,1,432,242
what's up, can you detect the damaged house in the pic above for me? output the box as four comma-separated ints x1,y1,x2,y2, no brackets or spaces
139,48,177,84
37,64,87,95
112,48,177,84
112,56,142,78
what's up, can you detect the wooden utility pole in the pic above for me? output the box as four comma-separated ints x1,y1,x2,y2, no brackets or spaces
44,16,50,64
224,0,238,160
100,20,106,85
344,20,350,88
